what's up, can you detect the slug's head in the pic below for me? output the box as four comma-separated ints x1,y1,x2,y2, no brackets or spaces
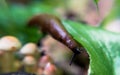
27,14,61,33
28,14,59,27
28,15,41,27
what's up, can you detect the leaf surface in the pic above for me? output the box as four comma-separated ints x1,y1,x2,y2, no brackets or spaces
62,20,120,75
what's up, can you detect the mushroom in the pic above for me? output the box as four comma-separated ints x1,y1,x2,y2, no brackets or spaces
19,43,38,56
22,55,37,73
23,55,36,66
0,36,21,73
19,43,38,73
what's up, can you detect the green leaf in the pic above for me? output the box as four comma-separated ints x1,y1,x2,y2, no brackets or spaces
62,20,120,75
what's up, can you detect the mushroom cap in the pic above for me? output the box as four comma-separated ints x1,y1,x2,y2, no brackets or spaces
0,36,22,51
22,55,36,65
19,43,37,55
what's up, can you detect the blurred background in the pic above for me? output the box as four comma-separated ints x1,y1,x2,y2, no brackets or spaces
0,0,119,75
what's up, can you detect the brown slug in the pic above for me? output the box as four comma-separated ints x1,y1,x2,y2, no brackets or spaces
28,14,83,65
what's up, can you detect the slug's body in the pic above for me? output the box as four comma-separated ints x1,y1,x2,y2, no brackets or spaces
28,14,81,54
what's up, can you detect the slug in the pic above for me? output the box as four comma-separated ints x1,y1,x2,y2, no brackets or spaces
28,14,83,65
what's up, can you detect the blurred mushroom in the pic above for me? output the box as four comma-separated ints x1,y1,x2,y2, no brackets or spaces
19,43,38,73
23,56,36,66
19,43,38,56
22,55,37,73
0,36,21,73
